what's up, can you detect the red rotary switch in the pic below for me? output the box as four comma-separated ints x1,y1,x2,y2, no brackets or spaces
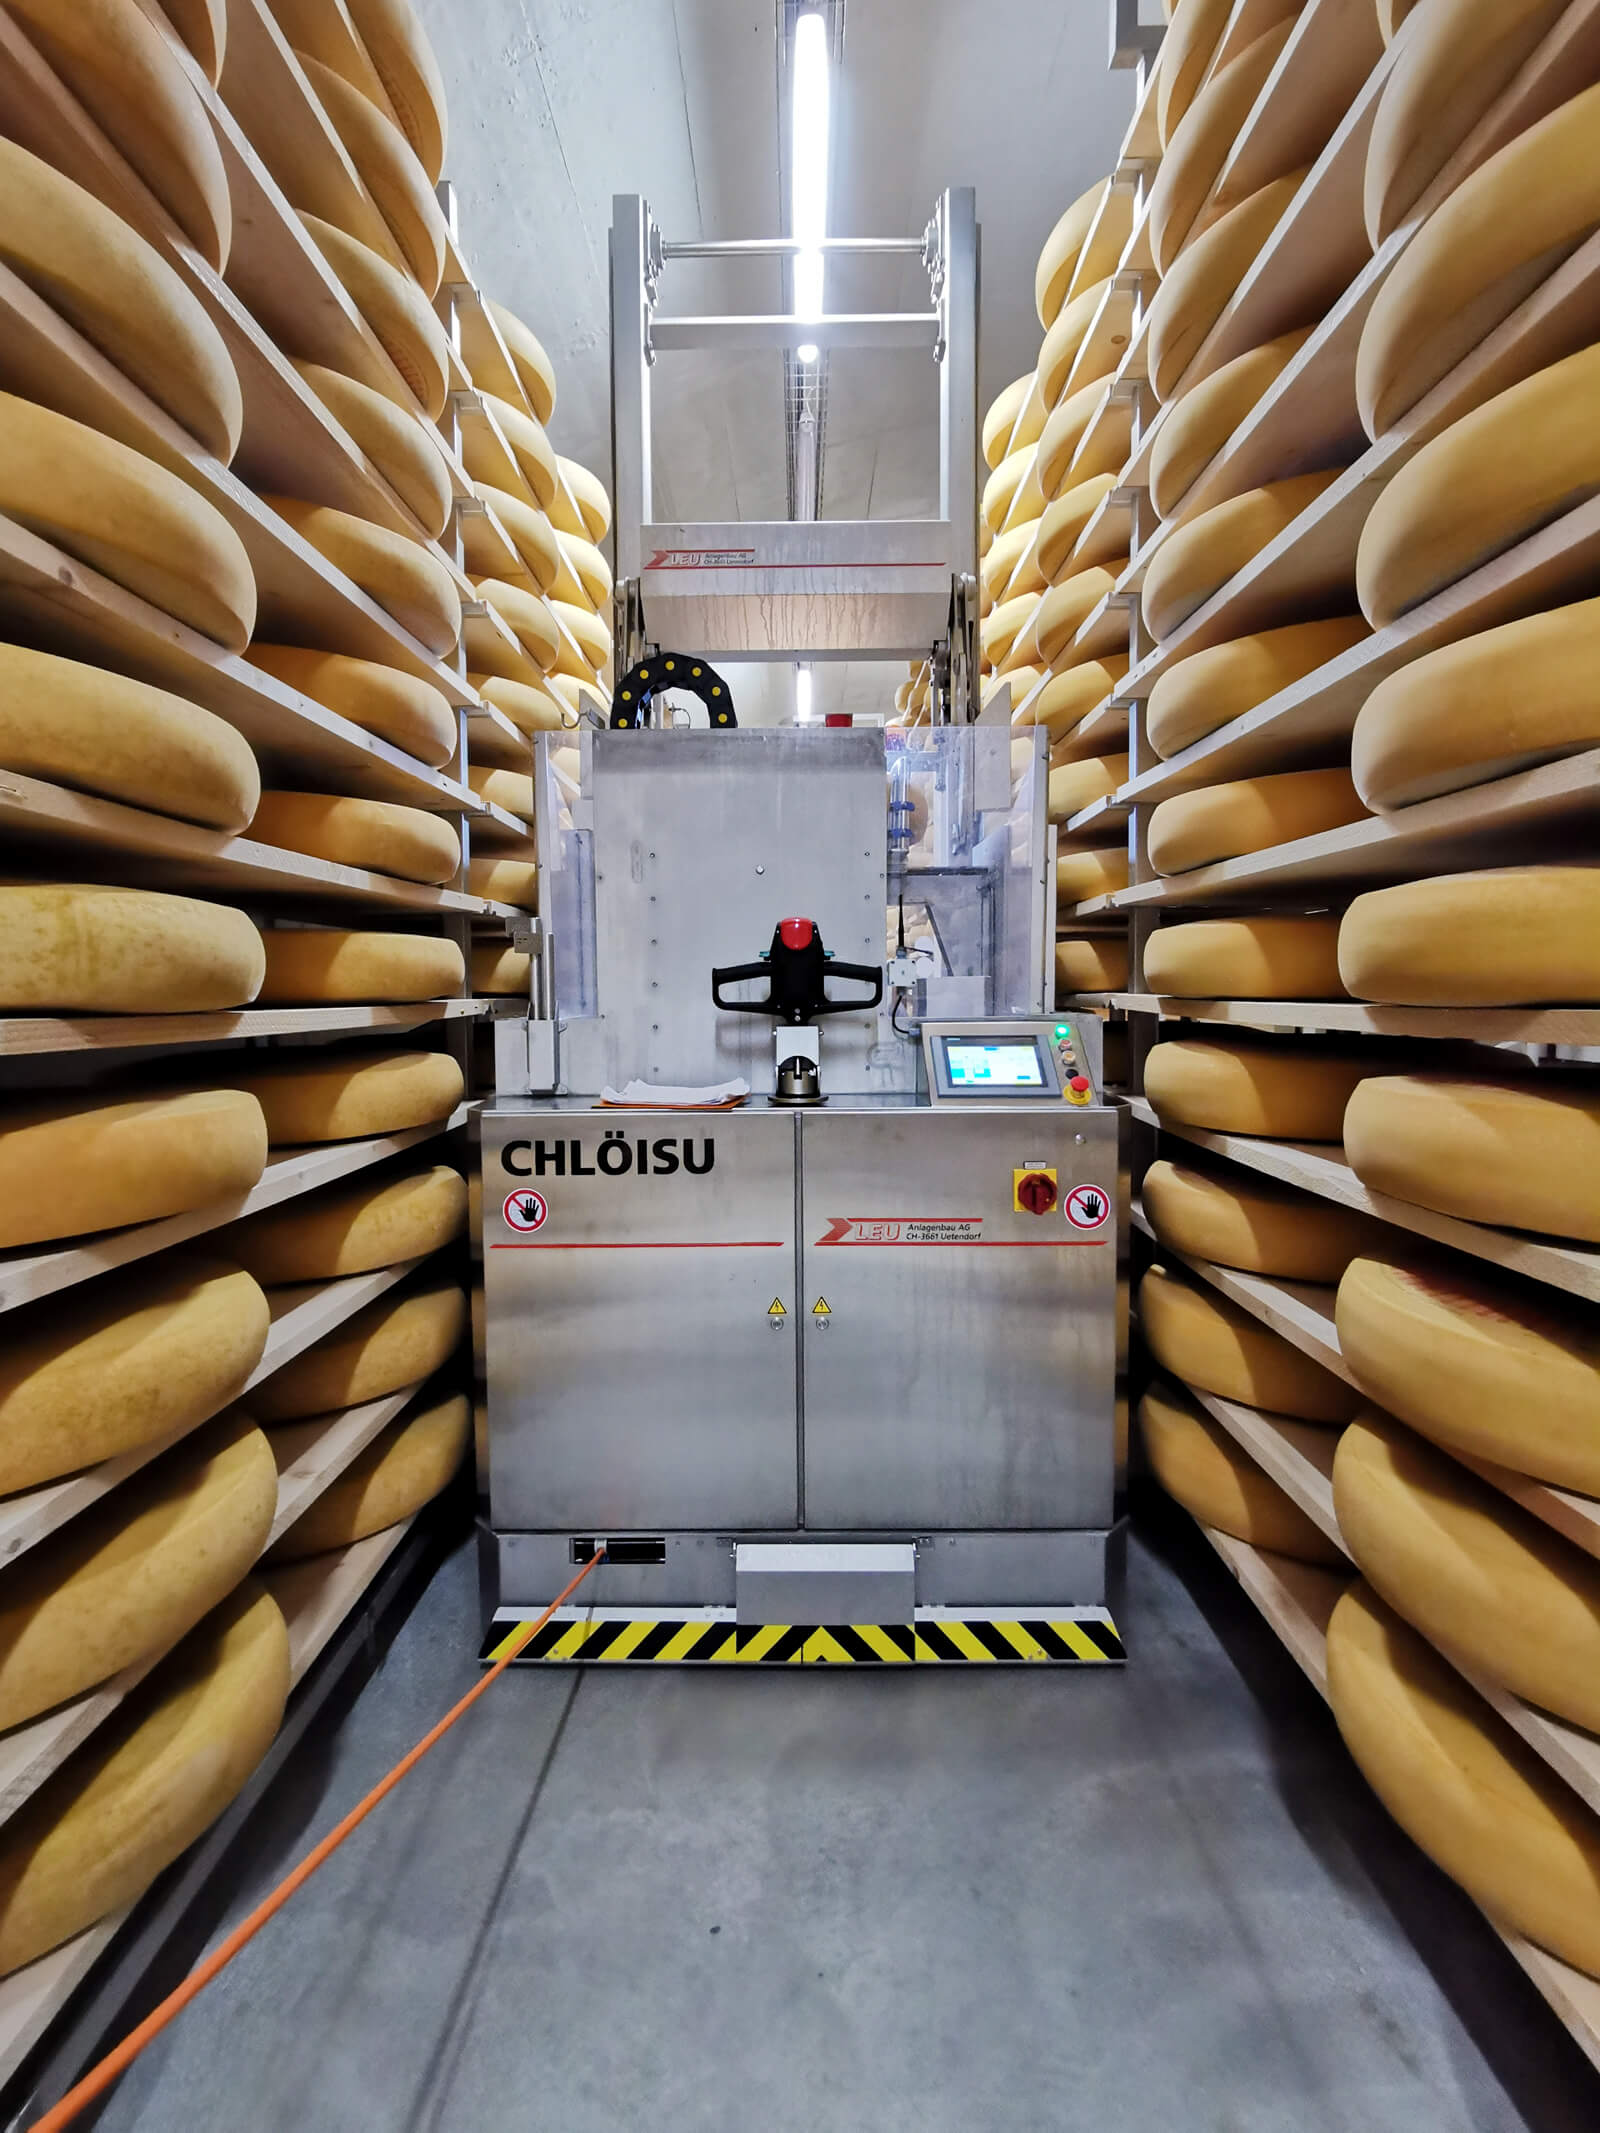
1015,1170,1059,1217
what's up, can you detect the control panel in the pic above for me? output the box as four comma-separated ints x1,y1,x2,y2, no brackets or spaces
921,1018,1099,1108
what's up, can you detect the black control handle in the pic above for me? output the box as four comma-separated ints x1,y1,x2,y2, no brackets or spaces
710,959,774,1011
811,959,884,1017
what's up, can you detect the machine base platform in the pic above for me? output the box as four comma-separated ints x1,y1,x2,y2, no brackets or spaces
480,1606,1124,1666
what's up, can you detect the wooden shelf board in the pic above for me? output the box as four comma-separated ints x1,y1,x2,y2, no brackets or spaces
1212,0,1385,220
245,1262,424,1396
1058,894,1124,922
1064,792,1131,838
266,1384,420,1545
1117,44,1163,163
1071,590,1137,665
1109,995,1600,1046
0,1000,492,1060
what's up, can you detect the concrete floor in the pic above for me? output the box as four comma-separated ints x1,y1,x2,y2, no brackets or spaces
92,1504,1597,2133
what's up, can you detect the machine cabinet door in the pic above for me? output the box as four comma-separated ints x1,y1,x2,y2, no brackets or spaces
483,1110,799,1530
797,1112,1116,1530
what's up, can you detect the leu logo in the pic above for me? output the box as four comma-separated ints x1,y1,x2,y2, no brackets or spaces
503,1189,549,1234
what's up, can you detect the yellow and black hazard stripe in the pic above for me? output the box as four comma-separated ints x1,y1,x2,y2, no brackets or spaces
481,1616,1124,1665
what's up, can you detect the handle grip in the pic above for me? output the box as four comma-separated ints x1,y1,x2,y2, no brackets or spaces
812,959,885,1016
711,960,775,1014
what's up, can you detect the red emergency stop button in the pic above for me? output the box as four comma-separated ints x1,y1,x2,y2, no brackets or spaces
1066,1074,1093,1108
1014,1170,1059,1216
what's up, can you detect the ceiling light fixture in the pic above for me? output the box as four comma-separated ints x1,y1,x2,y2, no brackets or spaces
791,8,829,357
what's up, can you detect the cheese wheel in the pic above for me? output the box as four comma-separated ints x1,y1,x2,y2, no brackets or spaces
1144,915,1346,999
1149,330,1313,519
1034,379,1114,505
1147,617,1369,758
0,645,258,830
1013,566,1120,671
1151,24,1296,275
1143,1157,1382,1281
249,791,459,887
555,459,609,544
1352,598,1600,808
1336,1254,1600,1490
227,1048,464,1144
480,394,558,509
1334,1410,1600,1731
476,578,560,672
983,374,1032,469
0,395,254,647
981,523,1033,608
0,886,263,1014
1047,755,1128,823
291,364,449,538
0,1411,277,1734
982,593,1037,669
552,599,611,675
252,1279,466,1422
257,928,463,1005
468,857,537,907
1055,937,1128,992
1142,470,1342,640
1364,0,1573,246
1147,173,1306,401
245,646,456,768
1157,0,1237,145
1031,659,1127,743
473,674,569,734
547,672,606,721
488,301,557,426
553,534,612,612
0,1261,270,1494
1140,1263,1360,1422
469,767,535,819
1358,346,1600,627
1148,767,1365,874
296,216,449,419
1056,847,1129,903
472,945,531,995
1326,1583,1600,1975
1070,184,1136,307
1035,180,1107,329
7,0,230,268
1357,84,1600,438
0,1583,289,1978
0,140,239,459
1146,1034,1374,1139
1039,278,1116,409
267,1393,470,1560
476,485,560,593
1344,1073,1600,1242
982,448,1036,535
1140,1382,1347,1564
154,0,225,79
296,55,447,293
231,1165,466,1285
262,495,458,655
1037,475,1122,585
1340,868,1600,1006
344,0,448,181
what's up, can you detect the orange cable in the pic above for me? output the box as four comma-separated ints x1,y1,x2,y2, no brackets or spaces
30,1549,607,2133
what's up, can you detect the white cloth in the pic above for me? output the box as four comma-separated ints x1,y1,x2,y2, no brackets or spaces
597,1077,750,1109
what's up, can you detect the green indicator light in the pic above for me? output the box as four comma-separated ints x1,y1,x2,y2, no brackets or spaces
1054,1024,1069,1038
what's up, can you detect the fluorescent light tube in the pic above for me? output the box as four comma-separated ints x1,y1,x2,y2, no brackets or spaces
791,10,828,331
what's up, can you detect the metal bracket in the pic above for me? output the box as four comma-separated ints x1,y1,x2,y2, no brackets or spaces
1109,0,1163,69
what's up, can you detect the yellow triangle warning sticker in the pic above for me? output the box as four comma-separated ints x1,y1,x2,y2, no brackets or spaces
767,1298,786,1317
812,1297,831,1317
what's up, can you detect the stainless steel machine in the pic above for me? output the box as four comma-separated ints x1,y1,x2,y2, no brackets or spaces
475,194,1123,1667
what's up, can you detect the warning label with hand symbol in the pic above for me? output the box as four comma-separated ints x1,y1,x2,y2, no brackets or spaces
1064,1183,1110,1231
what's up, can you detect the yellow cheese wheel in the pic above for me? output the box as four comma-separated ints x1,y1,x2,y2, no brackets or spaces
1013,566,1120,671
1352,597,1600,808
1140,1382,1347,1564
0,1087,265,1251
0,140,239,459
1056,847,1129,902
488,300,557,426
1157,0,1237,144
1140,1262,1360,1422
227,1047,464,1145
983,374,1032,469
1035,180,1107,329
555,458,609,544
1344,1072,1600,1242
1036,475,1122,585
0,645,258,830
1334,1409,1600,1730
344,0,448,181
1340,868,1600,1006
1142,469,1341,639
1146,1034,1374,1139
0,394,254,648
1148,766,1364,874
1377,0,1420,33
1336,1253,1600,1490
0,1411,277,1733
1031,658,1127,742
547,673,606,721
1358,346,1600,626
231,1164,465,1286
476,578,561,672
267,1392,469,1560
249,791,460,885
0,1583,289,1978
982,447,1036,536
257,928,463,1004
1069,184,1135,306
1147,172,1306,401
1151,23,1296,275
1038,277,1115,409
469,767,535,819
1047,754,1128,823
1055,937,1128,992
0,1261,270,1494
0,886,263,1014
1326,1582,1600,1975
245,645,456,769
252,1279,465,1422
981,523,1033,609
469,857,536,908
552,599,611,675
553,534,612,612
1144,915,1346,998
262,495,459,655
151,0,224,79
473,674,569,734
1149,329,1312,519
1146,616,1369,758
297,215,448,419
472,945,531,995
1033,378,1114,505
982,593,1037,670
8,0,230,267
1364,0,1573,246
480,393,558,509
291,363,449,538
476,484,560,592
1143,1156,1382,1280
296,54,447,293
1357,83,1600,438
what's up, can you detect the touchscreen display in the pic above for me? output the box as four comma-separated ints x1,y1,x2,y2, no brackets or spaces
943,1039,1045,1088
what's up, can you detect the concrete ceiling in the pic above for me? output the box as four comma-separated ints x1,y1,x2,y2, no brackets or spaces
419,0,1133,718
